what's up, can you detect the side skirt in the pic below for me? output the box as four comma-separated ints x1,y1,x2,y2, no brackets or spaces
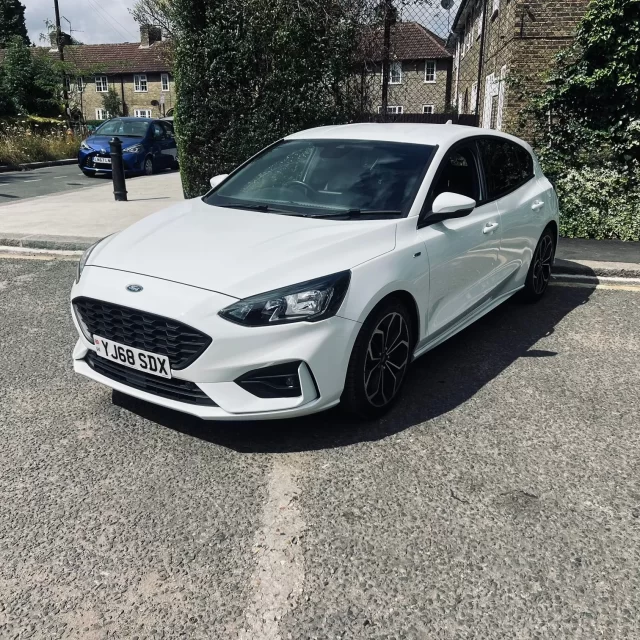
412,285,523,360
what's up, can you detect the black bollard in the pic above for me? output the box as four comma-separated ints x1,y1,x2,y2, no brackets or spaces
110,136,128,201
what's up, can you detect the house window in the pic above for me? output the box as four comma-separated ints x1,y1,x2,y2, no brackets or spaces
161,73,170,92
77,76,85,92
95,108,109,120
492,0,500,16
422,105,435,114
95,76,108,92
389,61,402,84
134,109,152,117
377,105,403,115
134,74,148,92
424,60,436,83
471,82,478,114
477,8,484,38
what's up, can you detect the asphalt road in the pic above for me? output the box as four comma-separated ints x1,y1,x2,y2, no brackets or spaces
1,255,639,639
0,164,171,203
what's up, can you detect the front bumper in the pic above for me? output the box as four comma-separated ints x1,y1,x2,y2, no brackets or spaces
71,266,360,420
78,151,143,174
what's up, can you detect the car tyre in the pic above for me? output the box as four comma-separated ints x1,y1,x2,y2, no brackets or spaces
143,156,154,176
342,298,414,419
81,170,95,178
520,227,556,302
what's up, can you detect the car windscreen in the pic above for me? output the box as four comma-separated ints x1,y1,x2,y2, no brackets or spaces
203,139,436,217
95,119,149,138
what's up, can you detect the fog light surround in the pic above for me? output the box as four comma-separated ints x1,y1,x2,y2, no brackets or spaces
235,361,308,398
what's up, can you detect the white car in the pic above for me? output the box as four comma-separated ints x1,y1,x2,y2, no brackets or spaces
71,124,558,420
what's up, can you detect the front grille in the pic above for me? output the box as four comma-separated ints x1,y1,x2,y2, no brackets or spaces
73,297,212,370
85,351,217,406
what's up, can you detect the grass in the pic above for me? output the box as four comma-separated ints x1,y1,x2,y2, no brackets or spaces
0,126,80,165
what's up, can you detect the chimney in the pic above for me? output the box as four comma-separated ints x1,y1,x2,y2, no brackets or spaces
49,31,72,51
139,25,162,48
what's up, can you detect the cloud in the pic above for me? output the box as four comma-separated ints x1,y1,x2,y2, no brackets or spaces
25,0,141,45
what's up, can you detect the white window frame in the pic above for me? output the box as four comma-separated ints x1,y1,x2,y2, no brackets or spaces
471,81,478,115
422,105,435,114
134,109,153,118
95,76,108,93
424,60,436,83
377,105,403,115
134,74,148,93
76,76,85,93
161,73,170,92
95,108,109,120
63,76,70,92
483,69,506,129
477,8,484,38
492,0,500,16
386,61,402,85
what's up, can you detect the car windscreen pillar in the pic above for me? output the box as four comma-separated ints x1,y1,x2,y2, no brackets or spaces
110,137,128,202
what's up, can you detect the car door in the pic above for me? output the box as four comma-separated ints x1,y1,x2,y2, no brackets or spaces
477,137,547,283
150,122,168,168
159,122,178,166
418,141,501,339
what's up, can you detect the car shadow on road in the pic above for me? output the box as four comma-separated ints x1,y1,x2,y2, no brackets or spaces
113,282,595,453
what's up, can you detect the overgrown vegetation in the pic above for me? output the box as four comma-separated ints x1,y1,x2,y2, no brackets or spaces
173,0,365,197
523,0,640,240
0,124,80,165
101,88,122,119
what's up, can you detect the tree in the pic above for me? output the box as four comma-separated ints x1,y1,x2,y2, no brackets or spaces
129,0,175,37
0,0,29,47
173,0,363,197
0,37,61,117
101,87,122,118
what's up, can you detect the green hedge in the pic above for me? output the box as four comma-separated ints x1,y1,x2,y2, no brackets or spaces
556,165,640,241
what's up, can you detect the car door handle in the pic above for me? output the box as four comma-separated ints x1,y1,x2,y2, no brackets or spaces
483,222,499,234
531,200,545,211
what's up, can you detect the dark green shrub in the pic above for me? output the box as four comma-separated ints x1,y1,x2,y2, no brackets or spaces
173,0,362,197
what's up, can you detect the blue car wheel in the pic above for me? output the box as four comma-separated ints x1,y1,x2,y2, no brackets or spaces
143,156,154,176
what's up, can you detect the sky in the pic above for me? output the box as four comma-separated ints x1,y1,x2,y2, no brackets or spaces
24,0,141,46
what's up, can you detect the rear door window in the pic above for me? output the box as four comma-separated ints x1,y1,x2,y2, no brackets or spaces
477,138,534,201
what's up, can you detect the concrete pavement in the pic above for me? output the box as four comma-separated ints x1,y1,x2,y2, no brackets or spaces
0,171,184,250
1,255,638,638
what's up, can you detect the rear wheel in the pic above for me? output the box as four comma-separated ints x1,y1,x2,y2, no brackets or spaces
342,299,414,419
521,228,556,302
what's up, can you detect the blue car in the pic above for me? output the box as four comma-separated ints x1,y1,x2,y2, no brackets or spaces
78,117,178,177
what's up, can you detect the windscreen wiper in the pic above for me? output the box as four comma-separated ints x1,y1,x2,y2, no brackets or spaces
217,203,288,213
311,209,404,219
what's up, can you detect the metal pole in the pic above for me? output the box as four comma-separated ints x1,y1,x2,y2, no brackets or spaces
475,0,489,124
380,0,392,121
53,0,70,127
110,137,128,201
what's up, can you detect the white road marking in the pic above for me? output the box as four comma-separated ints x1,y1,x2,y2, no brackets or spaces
0,246,83,259
23,179,41,183
54,176,66,179
551,281,640,292
553,273,640,284
239,456,306,640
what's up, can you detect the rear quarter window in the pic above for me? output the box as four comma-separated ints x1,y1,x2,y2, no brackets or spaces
477,138,534,200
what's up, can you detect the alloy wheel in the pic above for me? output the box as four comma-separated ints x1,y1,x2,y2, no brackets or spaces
364,312,411,408
144,158,153,175
532,234,554,295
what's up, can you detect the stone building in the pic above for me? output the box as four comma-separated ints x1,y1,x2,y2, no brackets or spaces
450,0,590,133
364,21,453,115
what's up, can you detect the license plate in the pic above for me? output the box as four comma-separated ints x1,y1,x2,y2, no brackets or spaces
94,156,111,164
93,336,171,379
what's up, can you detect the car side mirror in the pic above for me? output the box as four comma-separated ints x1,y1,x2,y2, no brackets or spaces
209,174,229,189
427,192,476,223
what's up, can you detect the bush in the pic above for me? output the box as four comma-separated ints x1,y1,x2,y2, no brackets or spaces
173,0,362,198
556,165,640,241
0,126,80,165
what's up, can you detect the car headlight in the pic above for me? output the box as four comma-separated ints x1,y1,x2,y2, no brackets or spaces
80,140,92,151
123,143,144,153
219,271,351,326
76,238,103,283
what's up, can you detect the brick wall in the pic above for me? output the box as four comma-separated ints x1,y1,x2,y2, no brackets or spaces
370,59,450,113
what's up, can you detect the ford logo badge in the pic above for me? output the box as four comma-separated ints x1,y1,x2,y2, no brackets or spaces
126,284,143,293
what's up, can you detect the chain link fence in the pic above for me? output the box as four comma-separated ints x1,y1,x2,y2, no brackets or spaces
353,0,483,125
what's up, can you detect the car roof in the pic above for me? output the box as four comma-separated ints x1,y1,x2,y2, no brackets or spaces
285,123,532,151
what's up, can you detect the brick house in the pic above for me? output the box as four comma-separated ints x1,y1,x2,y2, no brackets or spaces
364,21,453,115
60,25,174,122
450,0,589,133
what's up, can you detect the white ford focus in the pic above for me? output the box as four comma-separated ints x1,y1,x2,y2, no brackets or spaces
71,124,558,420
